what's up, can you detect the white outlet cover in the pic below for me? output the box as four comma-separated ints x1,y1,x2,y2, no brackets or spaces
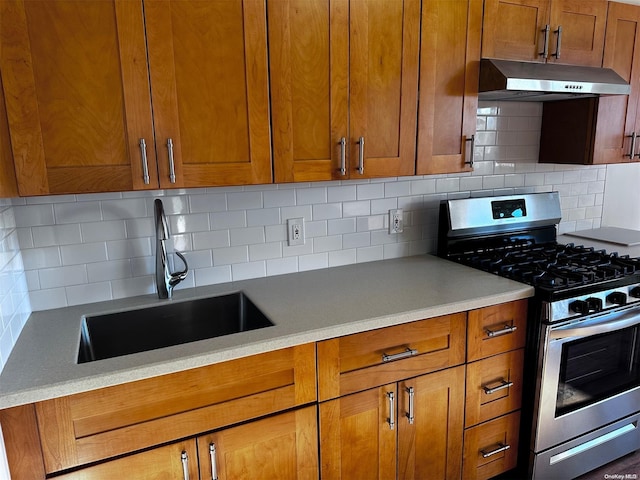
287,217,305,246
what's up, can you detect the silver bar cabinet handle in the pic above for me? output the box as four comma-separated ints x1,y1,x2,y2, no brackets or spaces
464,135,475,167
405,386,414,424
139,138,150,185
357,136,365,174
553,25,562,58
540,24,550,58
181,451,190,480
339,137,347,175
387,391,395,430
481,442,510,458
382,347,418,363
483,379,514,395
485,324,517,338
167,138,176,183
209,443,219,480
626,132,637,158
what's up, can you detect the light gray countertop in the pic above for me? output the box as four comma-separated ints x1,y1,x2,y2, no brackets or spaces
0,255,533,409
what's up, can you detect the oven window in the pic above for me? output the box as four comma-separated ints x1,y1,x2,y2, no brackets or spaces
556,326,640,417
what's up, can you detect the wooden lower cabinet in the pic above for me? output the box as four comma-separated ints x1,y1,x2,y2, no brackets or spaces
54,441,199,480
197,406,318,480
319,366,465,480
462,411,521,480
54,406,318,480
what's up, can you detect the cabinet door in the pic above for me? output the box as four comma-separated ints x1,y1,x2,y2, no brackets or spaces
0,75,18,198
349,0,420,178
547,0,607,67
145,0,271,188
482,0,550,62
319,384,397,479
416,0,482,175
592,2,640,164
0,0,157,195
269,0,349,182
197,406,318,480
398,366,465,480
54,441,198,480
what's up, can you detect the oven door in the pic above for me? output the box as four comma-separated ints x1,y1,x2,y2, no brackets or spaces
534,306,640,452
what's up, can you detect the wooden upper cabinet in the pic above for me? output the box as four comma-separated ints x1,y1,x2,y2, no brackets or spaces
540,2,640,165
269,0,419,182
482,0,606,67
0,0,157,195
416,0,482,175
0,0,271,196
592,1,640,164
0,75,18,198
145,0,271,188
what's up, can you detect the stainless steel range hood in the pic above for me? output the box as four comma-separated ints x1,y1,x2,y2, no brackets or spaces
479,58,631,101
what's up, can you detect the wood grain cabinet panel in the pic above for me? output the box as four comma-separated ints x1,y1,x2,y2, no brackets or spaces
319,366,465,480
462,411,521,480
35,344,316,474
0,0,271,195
198,405,319,480
482,0,606,67
467,299,527,362
54,441,199,480
0,76,18,198
416,0,482,175
268,0,419,182
317,312,466,401
465,349,524,427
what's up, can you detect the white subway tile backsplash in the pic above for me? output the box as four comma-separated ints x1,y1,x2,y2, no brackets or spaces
54,201,101,224
13,204,55,227
39,264,88,289
81,220,126,242
60,242,108,265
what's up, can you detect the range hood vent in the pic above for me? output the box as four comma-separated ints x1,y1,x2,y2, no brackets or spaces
479,58,631,102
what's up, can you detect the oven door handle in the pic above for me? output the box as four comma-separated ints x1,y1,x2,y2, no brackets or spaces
550,310,640,340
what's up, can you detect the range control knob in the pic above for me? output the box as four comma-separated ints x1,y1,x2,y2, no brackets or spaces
630,286,640,298
606,291,627,306
586,297,603,312
569,300,589,314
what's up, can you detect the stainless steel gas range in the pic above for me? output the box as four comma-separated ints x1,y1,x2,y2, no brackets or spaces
438,192,640,479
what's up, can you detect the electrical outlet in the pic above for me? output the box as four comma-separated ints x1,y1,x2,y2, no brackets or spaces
389,209,403,234
287,217,305,246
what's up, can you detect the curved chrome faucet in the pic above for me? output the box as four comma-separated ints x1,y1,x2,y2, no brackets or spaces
155,199,188,299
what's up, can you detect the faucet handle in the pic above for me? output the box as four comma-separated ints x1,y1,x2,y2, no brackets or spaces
169,251,189,287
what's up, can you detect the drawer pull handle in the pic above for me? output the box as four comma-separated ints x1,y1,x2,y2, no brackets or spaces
480,442,510,458
483,379,513,395
406,386,415,424
209,443,219,480
387,391,395,430
485,324,517,338
382,347,418,363
181,451,190,480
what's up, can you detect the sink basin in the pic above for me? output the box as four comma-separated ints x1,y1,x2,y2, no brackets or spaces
77,292,274,363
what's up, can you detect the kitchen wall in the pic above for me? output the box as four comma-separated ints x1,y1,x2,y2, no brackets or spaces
0,199,30,372
7,101,606,318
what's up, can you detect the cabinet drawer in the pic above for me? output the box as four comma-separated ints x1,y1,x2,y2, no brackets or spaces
36,343,316,473
465,349,524,427
317,313,466,401
463,411,520,480
467,300,527,362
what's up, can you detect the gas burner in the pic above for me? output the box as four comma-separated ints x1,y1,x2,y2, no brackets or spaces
451,241,640,293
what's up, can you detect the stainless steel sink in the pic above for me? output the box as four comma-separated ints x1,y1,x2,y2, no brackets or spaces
77,292,274,363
